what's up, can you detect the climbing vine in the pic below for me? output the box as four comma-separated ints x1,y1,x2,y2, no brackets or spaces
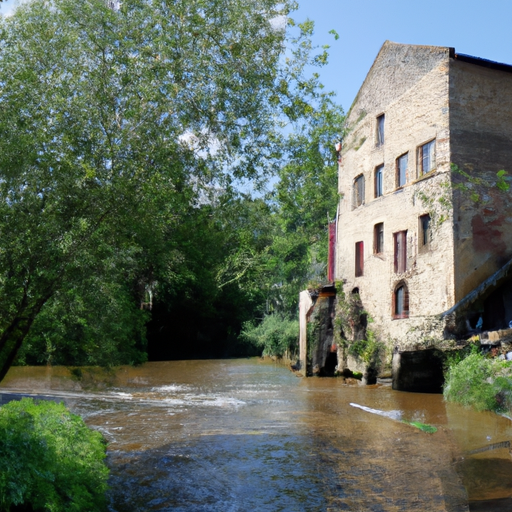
451,163,510,203
333,283,384,367
348,324,383,365
413,174,452,229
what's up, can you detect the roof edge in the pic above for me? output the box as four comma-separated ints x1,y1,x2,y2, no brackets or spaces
345,41,451,120
441,256,512,318
452,52,512,74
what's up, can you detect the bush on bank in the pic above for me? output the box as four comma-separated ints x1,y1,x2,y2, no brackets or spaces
240,314,299,358
0,398,109,512
444,350,512,413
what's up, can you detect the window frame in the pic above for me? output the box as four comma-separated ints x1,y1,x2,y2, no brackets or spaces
376,114,385,146
353,174,365,208
374,164,384,198
374,222,384,255
393,230,407,273
355,241,364,277
392,281,409,319
417,139,436,176
419,214,432,251
396,153,408,188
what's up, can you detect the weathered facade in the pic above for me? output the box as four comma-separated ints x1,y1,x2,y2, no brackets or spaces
335,42,512,386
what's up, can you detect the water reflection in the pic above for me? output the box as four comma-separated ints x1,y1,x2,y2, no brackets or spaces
2,359,512,511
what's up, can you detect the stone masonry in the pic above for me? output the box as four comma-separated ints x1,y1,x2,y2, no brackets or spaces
335,42,512,382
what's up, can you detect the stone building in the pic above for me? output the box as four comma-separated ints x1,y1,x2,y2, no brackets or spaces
334,41,512,388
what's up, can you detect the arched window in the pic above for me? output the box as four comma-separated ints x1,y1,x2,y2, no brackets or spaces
393,282,409,319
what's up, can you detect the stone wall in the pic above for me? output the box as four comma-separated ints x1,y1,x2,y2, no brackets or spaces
299,286,337,376
336,42,455,350
298,290,314,376
335,42,512,388
449,59,512,308
308,293,336,376
346,41,450,123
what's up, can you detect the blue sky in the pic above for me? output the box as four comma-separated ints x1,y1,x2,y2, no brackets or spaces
2,0,512,112
293,0,512,111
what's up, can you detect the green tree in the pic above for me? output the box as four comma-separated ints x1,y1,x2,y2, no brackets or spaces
0,0,336,379
235,95,343,357
145,197,273,360
264,97,343,314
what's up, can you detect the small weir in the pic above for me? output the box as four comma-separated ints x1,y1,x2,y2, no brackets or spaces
2,359,512,511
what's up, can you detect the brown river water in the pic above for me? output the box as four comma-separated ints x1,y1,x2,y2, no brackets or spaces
2,358,512,511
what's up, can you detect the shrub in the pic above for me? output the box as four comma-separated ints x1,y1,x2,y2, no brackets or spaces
0,398,109,512
240,314,299,357
444,352,512,413
348,328,383,365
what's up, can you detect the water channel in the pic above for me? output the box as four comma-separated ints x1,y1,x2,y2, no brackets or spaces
2,358,512,511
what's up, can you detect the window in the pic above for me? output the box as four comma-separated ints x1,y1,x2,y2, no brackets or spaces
376,114,385,146
353,174,365,208
393,282,409,319
417,139,436,176
374,223,384,254
393,230,407,273
396,153,408,188
374,165,384,198
106,0,120,10
355,241,364,277
419,214,431,250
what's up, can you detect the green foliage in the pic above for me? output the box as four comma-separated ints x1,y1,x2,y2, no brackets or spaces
444,352,512,412
402,420,437,434
0,0,341,375
306,316,320,361
451,163,510,202
443,341,480,371
497,169,510,192
240,314,299,358
16,279,149,367
328,29,339,40
0,398,108,511
348,327,383,365
259,96,343,316
413,175,452,228
332,286,349,346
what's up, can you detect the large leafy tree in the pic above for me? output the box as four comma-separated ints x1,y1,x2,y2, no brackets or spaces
232,99,343,358
0,0,333,380
263,98,343,316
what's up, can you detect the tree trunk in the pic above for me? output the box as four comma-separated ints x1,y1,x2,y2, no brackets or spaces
0,295,51,383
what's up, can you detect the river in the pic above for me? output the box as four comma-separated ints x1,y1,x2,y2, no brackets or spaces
2,358,512,511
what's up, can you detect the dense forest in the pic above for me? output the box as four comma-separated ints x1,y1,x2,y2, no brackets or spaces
0,0,343,378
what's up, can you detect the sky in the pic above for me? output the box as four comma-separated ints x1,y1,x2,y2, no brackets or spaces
293,0,512,111
1,0,512,112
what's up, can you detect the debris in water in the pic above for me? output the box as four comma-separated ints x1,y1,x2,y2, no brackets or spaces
349,403,437,433
349,402,401,420
402,420,437,434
